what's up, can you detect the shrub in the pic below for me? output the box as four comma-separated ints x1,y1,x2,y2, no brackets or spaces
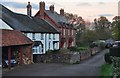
104,53,112,64
46,49,60,55
109,47,120,57
68,47,78,51
59,48,70,54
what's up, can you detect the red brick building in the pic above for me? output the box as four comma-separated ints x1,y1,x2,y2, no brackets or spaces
33,2,76,49
0,29,33,68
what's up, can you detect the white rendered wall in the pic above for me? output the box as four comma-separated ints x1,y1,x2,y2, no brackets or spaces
0,19,13,30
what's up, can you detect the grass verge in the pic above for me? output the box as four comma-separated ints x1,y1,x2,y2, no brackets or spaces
100,63,113,78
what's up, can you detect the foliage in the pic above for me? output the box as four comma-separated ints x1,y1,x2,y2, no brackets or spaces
46,50,60,55
104,53,112,64
94,16,112,40
112,57,120,77
68,46,88,52
100,63,113,77
112,20,120,40
68,47,78,51
109,47,120,57
59,48,70,54
79,30,98,44
94,16,111,30
77,46,88,51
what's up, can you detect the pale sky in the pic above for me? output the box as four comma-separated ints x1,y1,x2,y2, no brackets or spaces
1,0,120,22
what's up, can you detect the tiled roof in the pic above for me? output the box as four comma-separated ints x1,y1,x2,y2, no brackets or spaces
0,4,59,33
45,10,75,29
0,29,33,47
45,10,68,23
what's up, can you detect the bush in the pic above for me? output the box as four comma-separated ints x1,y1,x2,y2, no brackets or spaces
68,47,78,51
104,53,112,64
59,48,70,54
46,49,60,55
109,47,120,57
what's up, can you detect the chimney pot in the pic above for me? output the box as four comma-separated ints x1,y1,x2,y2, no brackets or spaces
60,8,64,16
49,5,54,13
27,2,32,17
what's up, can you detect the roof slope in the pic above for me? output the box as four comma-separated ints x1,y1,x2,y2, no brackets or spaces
0,29,33,47
45,10,68,23
0,4,59,33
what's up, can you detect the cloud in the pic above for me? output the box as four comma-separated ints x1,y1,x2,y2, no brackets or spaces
98,14,114,17
77,2,92,6
98,2,105,5
1,1,43,10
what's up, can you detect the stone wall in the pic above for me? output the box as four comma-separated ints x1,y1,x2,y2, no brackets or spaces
34,47,101,64
22,45,33,64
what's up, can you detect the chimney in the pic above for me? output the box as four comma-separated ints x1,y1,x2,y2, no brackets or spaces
27,2,32,17
39,1,45,18
60,9,64,16
49,5,54,13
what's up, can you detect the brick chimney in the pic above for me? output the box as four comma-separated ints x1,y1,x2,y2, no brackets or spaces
39,1,45,18
60,9,64,16
49,5,54,13
27,2,32,17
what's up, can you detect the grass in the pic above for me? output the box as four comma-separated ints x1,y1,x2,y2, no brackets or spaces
100,63,113,78
77,45,89,51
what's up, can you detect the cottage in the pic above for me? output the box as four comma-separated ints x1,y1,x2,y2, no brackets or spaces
0,4,60,54
0,29,33,68
34,2,76,49
0,4,60,62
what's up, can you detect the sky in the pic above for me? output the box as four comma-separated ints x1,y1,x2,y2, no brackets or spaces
1,0,120,22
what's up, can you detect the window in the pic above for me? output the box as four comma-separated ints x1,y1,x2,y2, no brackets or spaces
68,30,70,35
53,34,55,40
63,29,65,36
49,34,51,39
41,34,44,40
33,45,43,54
32,33,35,40
33,46,37,53
72,30,74,35
49,41,51,49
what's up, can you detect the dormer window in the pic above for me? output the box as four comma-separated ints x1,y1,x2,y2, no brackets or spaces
32,33,35,40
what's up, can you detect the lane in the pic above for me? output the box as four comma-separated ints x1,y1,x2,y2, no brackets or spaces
2,49,108,76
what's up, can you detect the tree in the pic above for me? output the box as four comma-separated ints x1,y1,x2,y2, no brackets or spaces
65,13,86,46
94,16,111,31
93,16,112,40
111,16,120,40
65,13,86,32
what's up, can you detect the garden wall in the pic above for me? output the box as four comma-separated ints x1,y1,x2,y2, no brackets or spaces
34,47,101,64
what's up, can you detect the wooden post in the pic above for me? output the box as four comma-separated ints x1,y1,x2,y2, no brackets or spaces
8,47,11,69
19,47,23,65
